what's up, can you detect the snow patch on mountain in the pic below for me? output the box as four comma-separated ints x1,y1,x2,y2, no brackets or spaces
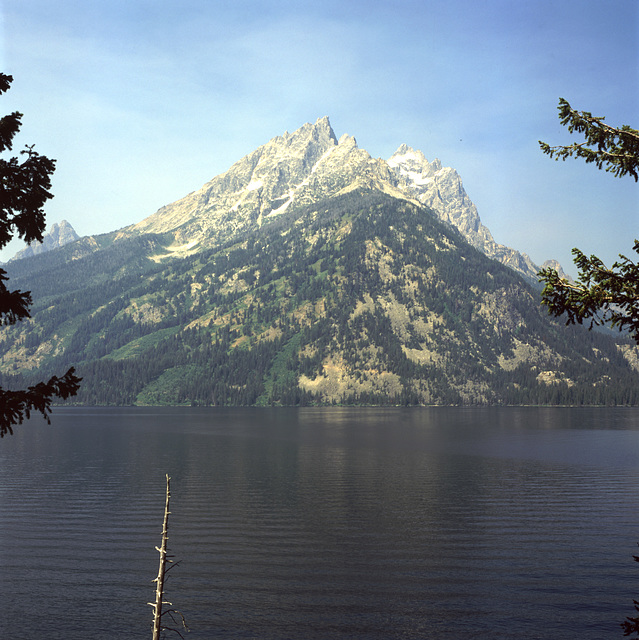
246,179,263,191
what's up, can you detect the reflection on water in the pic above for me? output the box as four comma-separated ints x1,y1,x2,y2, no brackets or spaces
0,407,638,639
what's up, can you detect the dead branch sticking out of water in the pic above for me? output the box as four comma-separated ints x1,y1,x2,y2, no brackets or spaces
149,474,188,639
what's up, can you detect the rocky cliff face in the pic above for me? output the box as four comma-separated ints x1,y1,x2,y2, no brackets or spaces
127,118,406,243
11,220,79,261
124,117,551,281
387,145,541,281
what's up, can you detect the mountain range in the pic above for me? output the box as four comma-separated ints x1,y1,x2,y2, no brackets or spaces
1,117,636,406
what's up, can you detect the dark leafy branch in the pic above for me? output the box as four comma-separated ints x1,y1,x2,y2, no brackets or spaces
0,72,81,437
0,270,32,325
539,240,639,344
622,545,639,637
539,98,639,181
0,367,81,437
538,98,639,344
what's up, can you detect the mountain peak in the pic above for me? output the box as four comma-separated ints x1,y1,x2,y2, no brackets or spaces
129,117,359,242
338,132,357,147
126,118,555,282
279,115,338,148
388,145,439,173
11,219,79,262
314,115,335,135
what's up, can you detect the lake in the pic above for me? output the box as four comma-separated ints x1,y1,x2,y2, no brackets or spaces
0,406,638,639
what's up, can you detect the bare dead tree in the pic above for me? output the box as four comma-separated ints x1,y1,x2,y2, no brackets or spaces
149,474,188,639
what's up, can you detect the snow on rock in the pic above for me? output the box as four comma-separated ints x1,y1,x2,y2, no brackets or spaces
121,118,555,283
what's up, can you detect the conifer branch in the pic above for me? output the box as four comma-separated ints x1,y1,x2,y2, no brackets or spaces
539,98,639,181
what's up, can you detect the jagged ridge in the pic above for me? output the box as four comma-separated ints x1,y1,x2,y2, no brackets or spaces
123,117,546,281
10,220,79,262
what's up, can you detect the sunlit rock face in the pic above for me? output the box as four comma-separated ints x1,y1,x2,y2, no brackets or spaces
124,117,547,282
387,145,539,282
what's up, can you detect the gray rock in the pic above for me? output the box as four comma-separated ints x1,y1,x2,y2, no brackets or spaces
11,220,80,261
123,117,560,282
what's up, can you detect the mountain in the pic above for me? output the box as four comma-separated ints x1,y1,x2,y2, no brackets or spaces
120,117,541,281
387,145,540,280
10,220,79,262
120,117,404,254
1,118,638,406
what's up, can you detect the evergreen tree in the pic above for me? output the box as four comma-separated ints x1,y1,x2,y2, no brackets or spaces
539,98,639,180
538,99,639,343
622,547,639,637
0,73,80,437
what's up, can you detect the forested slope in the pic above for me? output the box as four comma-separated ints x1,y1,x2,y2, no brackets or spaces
1,188,637,406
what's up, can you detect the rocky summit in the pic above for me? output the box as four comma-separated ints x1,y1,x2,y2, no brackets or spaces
10,220,79,262
2,117,638,406
118,117,541,281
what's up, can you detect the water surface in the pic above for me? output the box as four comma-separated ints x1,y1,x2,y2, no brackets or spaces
0,406,637,639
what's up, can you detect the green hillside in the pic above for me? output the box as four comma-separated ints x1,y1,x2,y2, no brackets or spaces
2,188,638,406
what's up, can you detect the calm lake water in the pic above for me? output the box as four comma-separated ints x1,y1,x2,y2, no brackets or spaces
0,406,638,639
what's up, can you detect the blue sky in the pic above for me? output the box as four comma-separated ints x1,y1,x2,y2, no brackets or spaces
1,0,637,275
